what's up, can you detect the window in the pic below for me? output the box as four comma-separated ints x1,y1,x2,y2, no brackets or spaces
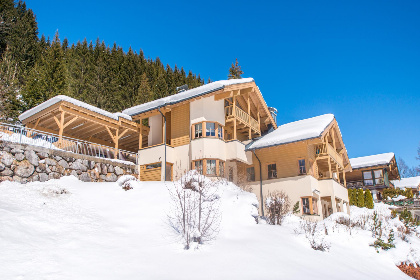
194,123,203,138
229,167,234,182
363,169,384,186
312,198,318,215
363,171,373,186
219,161,225,177
302,198,310,214
373,169,384,185
195,160,203,174
206,160,216,175
298,159,306,174
247,167,255,182
268,164,277,179
206,122,216,137
218,124,223,139
146,163,161,169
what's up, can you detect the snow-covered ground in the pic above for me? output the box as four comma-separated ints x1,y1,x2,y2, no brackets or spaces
1,176,417,280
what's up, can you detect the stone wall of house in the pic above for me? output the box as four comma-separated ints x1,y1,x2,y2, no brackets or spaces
0,140,138,184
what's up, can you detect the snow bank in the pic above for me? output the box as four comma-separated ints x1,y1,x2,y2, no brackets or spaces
350,152,395,169
246,114,334,150
122,78,254,116
0,176,414,279
19,95,132,122
393,176,420,189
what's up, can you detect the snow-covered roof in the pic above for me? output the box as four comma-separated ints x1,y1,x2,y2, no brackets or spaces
19,95,132,122
392,176,420,189
349,153,395,169
246,114,335,150
122,78,254,116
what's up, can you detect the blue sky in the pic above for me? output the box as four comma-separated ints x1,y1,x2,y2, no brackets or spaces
26,0,420,167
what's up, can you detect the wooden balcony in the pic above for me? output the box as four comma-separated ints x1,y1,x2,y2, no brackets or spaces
315,142,344,169
225,105,260,135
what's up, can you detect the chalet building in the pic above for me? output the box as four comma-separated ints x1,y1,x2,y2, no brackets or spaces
346,153,400,201
392,176,420,197
17,78,352,219
245,114,352,219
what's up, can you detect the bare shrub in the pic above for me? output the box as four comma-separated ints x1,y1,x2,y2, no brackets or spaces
168,170,221,249
301,221,330,251
236,168,253,193
265,190,291,225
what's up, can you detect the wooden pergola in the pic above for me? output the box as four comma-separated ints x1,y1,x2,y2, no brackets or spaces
20,99,145,156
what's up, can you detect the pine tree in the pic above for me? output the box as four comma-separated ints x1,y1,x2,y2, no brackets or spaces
348,189,353,205
356,188,365,208
228,58,243,79
0,47,21,121
364,189,374,209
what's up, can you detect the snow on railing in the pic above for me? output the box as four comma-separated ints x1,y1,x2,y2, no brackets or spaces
0,122,138,164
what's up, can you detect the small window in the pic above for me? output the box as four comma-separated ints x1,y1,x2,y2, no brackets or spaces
312,198,318,215
218,124,223,139
207,160,216,175
247,167,255,182
195,123,203,138
363,171,373,186
219,161,225,177
268,164,277,179
373,169,384,185
195,160,203,174
228,167,234,182
302,198,310,214
298,159,306,174
146,163,161,169
206,122,215,137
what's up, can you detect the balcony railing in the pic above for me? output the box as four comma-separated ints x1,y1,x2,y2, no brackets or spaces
0,122,138,164
225,105,260,133
315,142,344,169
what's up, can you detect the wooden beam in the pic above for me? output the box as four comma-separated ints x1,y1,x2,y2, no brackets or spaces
139,119,143,149
63,116,78,129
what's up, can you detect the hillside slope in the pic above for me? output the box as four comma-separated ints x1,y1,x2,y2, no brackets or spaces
0,176,414,279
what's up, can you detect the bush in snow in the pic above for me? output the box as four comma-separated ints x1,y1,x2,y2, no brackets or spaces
356,188,364,207
292,201,300,214
116,175,137,191
168,170,221,249
300,221,330,251
364,189,374,209
265,191,290,225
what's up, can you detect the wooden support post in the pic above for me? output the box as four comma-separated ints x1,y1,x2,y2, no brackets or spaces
335,164,340,182
343,169,347,188
328,157,332,178
139,121,143,150
53,111,65,147
114,129,119,159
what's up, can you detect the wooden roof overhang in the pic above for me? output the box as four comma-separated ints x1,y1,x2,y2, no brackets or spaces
21,101,142,152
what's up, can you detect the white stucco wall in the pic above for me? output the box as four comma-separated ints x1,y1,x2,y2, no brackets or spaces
225,141,253,164
190,96,225,125
138,144,174,165
148,114,162,146
190,138,226,161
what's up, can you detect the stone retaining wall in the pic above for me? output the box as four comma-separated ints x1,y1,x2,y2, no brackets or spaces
0,140,138,183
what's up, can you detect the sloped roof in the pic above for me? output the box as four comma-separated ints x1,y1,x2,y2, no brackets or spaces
246,114,335,150
349,153,395,169
122,78,254,116
19,95,132,121
392,176,420,189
